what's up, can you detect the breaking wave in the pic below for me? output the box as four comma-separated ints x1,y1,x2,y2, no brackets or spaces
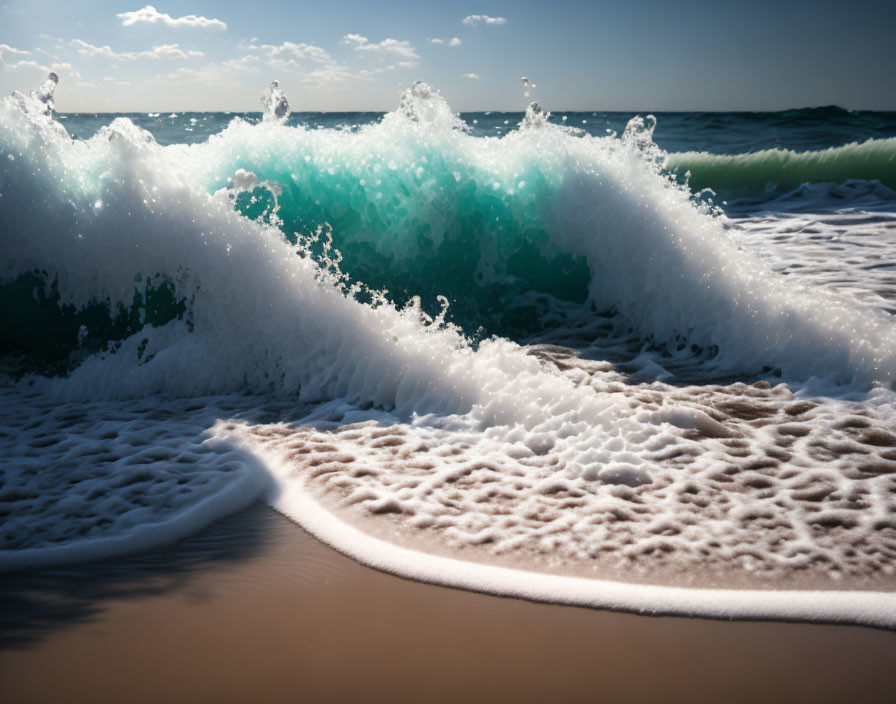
2,81,894,387
2,77,896,627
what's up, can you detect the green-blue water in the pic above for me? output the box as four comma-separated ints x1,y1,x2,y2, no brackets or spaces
4,100,896,369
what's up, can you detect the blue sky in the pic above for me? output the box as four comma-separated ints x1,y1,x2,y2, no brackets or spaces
1,1,894,112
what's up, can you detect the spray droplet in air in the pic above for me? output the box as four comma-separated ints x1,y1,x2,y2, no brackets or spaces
622,114,658,151
394,81,461,128
27,72,59,115
522,102,549,128
520,76,536,100
262,80,290,123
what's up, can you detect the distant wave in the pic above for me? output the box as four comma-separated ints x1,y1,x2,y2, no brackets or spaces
758,104,861,123
666,137,896,192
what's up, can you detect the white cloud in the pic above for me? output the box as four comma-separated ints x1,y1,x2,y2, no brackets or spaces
462,73,480,79
462,15,507,26
429,37,462,46
72,39,133,60
0,43,30,58
257,41,333,66
1,59,45,72
0,50,79,79
71,39,202,61
145,32,421,95
149,44,203,60
117,5,226,31
154,38,357,91
0,43,76,78
219,55,263,72
51,62,78,78
300,64,366,88
342,34,419,63
152,64,239,88
158,56,363,90
219,41,338,78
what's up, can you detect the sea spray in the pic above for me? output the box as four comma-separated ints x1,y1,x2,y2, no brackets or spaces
262,80,290,123
138,82,896,383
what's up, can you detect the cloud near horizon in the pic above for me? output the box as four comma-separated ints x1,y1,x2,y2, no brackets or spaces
342,34,420,63
157,39,362,90
462,15,507,26
0,44,31,58
117,5,227,31
0,44,78,79
72,39,203,61
247,41,334,66
430,37,462,46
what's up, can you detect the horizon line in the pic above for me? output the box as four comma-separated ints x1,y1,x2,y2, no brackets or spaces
53,105,895,115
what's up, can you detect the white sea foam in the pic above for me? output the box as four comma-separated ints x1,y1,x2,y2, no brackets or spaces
265,459,896,629
1,78,895,626
0,391,271,570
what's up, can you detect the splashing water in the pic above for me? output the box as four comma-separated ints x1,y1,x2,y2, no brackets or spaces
262,80,290,123
2,76,896,627
30,71,58,113
521,76,536,99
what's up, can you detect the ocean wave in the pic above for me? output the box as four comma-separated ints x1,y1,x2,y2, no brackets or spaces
666,138,896,192
2,78,896,625
2,81,894,389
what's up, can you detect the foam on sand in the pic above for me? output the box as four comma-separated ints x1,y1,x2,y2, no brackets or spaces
266,458,896,629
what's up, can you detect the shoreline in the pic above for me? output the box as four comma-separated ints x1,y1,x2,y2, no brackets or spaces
309,481,896,595
2,503,894,703
266,476,896,629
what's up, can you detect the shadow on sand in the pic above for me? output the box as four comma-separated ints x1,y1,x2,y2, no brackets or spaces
0,501,278,650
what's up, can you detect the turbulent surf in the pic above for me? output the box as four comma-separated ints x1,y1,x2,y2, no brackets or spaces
2,77,896,627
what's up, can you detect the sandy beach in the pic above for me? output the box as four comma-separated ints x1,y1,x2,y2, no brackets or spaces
1,503,893,704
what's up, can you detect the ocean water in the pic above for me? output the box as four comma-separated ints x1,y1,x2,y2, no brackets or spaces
3,77,896,626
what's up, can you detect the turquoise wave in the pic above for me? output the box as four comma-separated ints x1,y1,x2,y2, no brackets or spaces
215,129,593,335
3,79,896,389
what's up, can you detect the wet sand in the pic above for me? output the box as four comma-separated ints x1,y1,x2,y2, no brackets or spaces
1,503,894,704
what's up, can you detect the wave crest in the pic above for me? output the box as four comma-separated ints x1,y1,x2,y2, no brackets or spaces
667,138,896,192
1,78,895,390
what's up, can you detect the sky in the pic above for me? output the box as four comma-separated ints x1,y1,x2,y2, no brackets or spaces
1,0,894,112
